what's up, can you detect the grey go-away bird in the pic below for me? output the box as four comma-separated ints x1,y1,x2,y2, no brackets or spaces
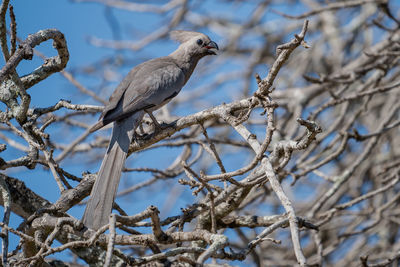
82,30,219,230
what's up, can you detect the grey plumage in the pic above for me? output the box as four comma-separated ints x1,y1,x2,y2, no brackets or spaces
83,31,218,230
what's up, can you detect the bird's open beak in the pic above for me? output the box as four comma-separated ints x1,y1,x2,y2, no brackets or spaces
205,40,219,55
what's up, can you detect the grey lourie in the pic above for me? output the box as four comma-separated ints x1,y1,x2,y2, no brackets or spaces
82,30,219,230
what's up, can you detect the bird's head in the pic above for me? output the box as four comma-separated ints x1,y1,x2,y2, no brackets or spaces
170,30,219,58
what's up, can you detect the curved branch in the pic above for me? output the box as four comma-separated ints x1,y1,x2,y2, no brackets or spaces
0,28,69,88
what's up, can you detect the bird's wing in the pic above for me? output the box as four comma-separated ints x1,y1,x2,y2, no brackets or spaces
100,57,185,126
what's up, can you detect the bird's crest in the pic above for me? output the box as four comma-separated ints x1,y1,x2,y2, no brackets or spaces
170,30,205,44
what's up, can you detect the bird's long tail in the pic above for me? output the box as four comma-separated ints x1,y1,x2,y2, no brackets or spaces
83,112,144,230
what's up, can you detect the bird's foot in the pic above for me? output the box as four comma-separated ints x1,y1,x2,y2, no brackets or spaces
132,132,148,144
152,121,171,134
145,110,170,134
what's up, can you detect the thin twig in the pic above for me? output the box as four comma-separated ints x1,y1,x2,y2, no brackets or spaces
8,4,16,56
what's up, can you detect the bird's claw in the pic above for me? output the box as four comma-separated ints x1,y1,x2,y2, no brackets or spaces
152,121,171,134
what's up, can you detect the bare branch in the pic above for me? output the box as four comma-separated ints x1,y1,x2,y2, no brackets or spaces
0,28,69,87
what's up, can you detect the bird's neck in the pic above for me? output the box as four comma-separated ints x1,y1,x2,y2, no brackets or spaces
169,49,202,84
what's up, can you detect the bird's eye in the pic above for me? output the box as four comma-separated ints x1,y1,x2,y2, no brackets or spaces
196,39,203,46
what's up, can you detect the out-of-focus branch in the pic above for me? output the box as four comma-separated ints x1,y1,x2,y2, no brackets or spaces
75,0,182,13
273,0,388,19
